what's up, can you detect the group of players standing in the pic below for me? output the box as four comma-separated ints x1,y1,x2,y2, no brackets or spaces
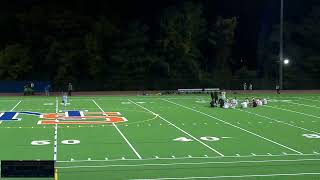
210,90,268,109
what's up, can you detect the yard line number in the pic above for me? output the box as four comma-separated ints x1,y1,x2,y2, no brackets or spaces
31,140,80,145
174,136,226,142
303,134,320,139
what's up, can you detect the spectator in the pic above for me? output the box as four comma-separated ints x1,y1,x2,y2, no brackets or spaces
68,83,73,96
249,83,253,91
243,83,247,91
276,85,280,94
45,84,51,96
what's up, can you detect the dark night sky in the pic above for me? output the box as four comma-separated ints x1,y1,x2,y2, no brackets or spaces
2,0,281,69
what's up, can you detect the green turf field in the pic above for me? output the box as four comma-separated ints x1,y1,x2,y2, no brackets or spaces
0,93,320,180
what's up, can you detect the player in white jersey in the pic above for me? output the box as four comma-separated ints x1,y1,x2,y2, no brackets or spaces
230,98,238,108
262,98,268,105
256,99,263,106
241,101,248,108
223,99,230,109
221,90,226,100
62,93,68,109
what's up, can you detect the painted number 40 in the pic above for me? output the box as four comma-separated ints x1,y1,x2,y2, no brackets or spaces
303,134,320,139
31,140,80,145
174,136,220,142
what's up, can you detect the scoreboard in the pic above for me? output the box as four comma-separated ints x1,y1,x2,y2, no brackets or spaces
1,160,54,178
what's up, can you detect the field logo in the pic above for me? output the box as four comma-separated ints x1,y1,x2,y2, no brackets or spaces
0,111,127,125
38,110,127,125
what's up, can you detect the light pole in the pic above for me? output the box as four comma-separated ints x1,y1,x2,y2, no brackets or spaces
279,0,284,89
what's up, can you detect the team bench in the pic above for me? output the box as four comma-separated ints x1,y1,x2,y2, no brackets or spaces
177,88,220,94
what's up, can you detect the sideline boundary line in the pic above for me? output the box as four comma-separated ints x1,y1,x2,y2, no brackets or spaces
163,99,303,154
57,153,319,163
54,97,58,161
56,158,320,169
130,172,320,180
92,99,142,159
128,99,225,157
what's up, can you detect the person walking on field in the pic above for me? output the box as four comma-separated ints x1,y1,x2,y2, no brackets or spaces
68,83,73,96
249,83,253,91
243,83,247,91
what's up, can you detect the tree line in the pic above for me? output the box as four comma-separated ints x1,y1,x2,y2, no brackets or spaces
0,0,319,90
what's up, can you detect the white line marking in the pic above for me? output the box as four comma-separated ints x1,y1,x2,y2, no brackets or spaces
129,172,320,180
163,99,303,154
53,97,59,161
57,153,319,163
128,99,224,157
92,100,142,159
237,109,320,135
265,105,320,119
295,97,320,103
10,101,21,111
285,101,320,109
57,158,320,169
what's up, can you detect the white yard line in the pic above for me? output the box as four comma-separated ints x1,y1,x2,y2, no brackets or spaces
56,158,320,169
294,97,320,103
163,99,303,155
53,97,59,161
57,153,318,163
92,99,142,159
284,101,320,109
10,100,21,111
236,109,320,135
265,105,320,119
0,100,22,124
128,99,225,157
130,172,320,180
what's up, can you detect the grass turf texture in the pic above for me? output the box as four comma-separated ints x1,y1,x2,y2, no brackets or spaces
0,94,320,179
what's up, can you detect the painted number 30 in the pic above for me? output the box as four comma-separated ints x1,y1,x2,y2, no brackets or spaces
31,140,80,145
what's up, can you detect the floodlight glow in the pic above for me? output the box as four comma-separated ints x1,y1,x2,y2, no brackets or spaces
284,59,289,64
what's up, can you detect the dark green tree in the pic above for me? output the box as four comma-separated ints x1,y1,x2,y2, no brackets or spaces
0,44,32,80
209,17,238,87
159,1,207,80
